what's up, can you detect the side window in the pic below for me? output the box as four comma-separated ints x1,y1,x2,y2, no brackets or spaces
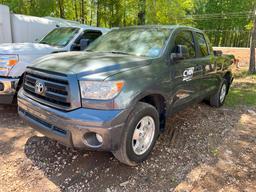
174,31,196,59
195,33,209,57
81,30,102,42
72,30,102,51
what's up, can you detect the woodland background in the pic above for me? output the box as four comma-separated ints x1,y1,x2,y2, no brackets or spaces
1,0,256,47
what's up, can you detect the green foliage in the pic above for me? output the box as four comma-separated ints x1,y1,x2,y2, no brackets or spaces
0,0,193,27
211,148,219,157
0,0,254,47
146,0,193,25
225,72,256,107
193,0,255,47
226,87,256,107
1,0,56,17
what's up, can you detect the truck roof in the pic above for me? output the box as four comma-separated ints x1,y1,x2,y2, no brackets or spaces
78,25,110,33
62,23,110,33
112,25,203,32
44,17,110,33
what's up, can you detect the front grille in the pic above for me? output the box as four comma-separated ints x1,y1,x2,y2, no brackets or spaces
23,72,71,109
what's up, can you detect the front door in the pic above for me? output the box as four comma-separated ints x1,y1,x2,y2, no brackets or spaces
169,30,203,112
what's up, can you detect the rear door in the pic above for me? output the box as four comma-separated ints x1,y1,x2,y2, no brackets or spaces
194,32,218,96
169,30,203,111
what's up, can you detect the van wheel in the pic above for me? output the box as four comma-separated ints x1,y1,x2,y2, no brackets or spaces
113,102,159,166
210,79,228,107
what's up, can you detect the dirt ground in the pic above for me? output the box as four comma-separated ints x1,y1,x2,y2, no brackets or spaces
213,47,253,68
0,103,255,192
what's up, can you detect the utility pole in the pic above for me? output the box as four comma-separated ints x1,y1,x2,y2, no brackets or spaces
249,7,256,73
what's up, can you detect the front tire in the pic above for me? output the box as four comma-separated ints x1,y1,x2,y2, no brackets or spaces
113,102,159,166
210,79,228,107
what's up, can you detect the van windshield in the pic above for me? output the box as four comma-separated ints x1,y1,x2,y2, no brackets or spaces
39,27,80,47
86,28,172,57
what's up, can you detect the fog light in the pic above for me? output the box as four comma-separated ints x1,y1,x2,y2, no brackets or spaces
96,133,103,143
83,132,103,147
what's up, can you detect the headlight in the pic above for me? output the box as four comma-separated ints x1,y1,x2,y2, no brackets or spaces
0,54,19,76
79,80,124,100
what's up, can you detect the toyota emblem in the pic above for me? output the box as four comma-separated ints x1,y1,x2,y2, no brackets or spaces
35,80,46,95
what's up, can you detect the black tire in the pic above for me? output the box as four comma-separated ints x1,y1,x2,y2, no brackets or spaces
12,77,24,105
113,102,159,166
210,79,228,107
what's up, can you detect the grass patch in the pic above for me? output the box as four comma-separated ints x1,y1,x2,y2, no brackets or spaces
211,148,219,157
233,70,256,78
225,71,256,107
225,88,256,107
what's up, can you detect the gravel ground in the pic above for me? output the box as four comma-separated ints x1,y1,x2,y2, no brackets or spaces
0,104,255,192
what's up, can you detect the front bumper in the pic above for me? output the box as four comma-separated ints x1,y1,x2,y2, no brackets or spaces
0,77,19,104
18,89,129,151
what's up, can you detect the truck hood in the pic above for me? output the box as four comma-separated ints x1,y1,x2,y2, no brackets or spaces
31,51,152,80
0,43,60,55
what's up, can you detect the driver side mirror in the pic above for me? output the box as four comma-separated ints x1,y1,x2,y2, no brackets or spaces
171,45,189,61
80,39,91,50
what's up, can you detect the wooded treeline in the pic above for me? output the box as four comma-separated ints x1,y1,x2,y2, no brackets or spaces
1,0,255,47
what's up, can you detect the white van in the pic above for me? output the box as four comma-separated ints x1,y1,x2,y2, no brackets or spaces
0,4,80,44
0,25,109,104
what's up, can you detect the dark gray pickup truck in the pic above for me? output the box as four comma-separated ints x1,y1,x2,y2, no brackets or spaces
18,26,233,166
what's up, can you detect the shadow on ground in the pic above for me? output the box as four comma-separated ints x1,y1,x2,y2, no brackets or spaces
20,104,247,191
0,106,33,156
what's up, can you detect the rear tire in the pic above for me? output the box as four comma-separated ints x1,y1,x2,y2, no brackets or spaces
113,102,159,166
210,79,228,107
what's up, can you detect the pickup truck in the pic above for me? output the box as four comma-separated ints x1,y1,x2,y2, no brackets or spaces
0,25,109,104
18,26,233,166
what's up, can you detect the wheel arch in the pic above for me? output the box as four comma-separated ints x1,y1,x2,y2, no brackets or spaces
133,93,167,131
223,71,233,93
223,71,233,84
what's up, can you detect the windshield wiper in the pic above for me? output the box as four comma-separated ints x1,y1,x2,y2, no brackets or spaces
109,51,148,57
85,50,144,57
109,51,133,56
39,41,48,45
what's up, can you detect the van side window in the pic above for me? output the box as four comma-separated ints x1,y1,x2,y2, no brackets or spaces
72,30,102,51
174,31,196,59
195,33,209,57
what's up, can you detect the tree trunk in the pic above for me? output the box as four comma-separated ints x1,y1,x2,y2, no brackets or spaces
90,0,93,26
96,0,100,27
138,0,146,25
28,0,35,15
123,0,126,26
73,0,78,21
58,0,65,18
80,0,85,24
109,3,114,27
247,31,251,48
249,12,256,73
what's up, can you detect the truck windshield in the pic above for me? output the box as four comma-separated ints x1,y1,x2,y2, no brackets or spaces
39,27,80,47
86,28,172,57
